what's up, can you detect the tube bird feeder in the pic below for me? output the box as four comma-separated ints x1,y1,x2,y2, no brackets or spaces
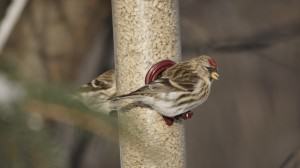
112,0,186,167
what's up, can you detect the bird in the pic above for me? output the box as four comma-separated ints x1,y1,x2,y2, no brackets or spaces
78,69,116,114
113,55,219,124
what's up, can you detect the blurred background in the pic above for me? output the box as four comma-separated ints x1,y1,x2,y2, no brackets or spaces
0,0,300,168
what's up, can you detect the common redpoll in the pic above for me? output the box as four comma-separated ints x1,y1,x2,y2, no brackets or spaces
78,69,116,114
113,55,219,121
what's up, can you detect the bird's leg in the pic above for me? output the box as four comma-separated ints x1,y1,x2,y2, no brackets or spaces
179,111,193,120
162,116,174,126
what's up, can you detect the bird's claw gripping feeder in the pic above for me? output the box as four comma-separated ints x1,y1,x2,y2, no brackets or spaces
145,59,194,126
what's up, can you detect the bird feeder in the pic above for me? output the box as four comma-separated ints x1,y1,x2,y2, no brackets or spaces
112,0,186,167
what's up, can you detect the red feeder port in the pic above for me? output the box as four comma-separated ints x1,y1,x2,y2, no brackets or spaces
145,60,176,84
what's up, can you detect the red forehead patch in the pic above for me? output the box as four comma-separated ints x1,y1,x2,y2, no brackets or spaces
208,58,217,68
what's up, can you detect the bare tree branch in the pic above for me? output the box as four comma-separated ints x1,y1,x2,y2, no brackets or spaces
0,0,28,53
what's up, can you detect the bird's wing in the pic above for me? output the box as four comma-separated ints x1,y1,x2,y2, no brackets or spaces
115,63,199,99
162,63,199,92
116,78,183,99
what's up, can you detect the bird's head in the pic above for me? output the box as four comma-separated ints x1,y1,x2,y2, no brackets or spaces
196,55,219,81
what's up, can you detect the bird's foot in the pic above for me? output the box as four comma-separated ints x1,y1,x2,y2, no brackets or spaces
162,116,175,126
180,111,193,120
162,111,193,126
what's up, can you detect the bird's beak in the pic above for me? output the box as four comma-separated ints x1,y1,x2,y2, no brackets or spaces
211,72,219,80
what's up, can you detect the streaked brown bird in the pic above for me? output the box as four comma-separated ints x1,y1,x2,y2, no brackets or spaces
113,55,219,119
